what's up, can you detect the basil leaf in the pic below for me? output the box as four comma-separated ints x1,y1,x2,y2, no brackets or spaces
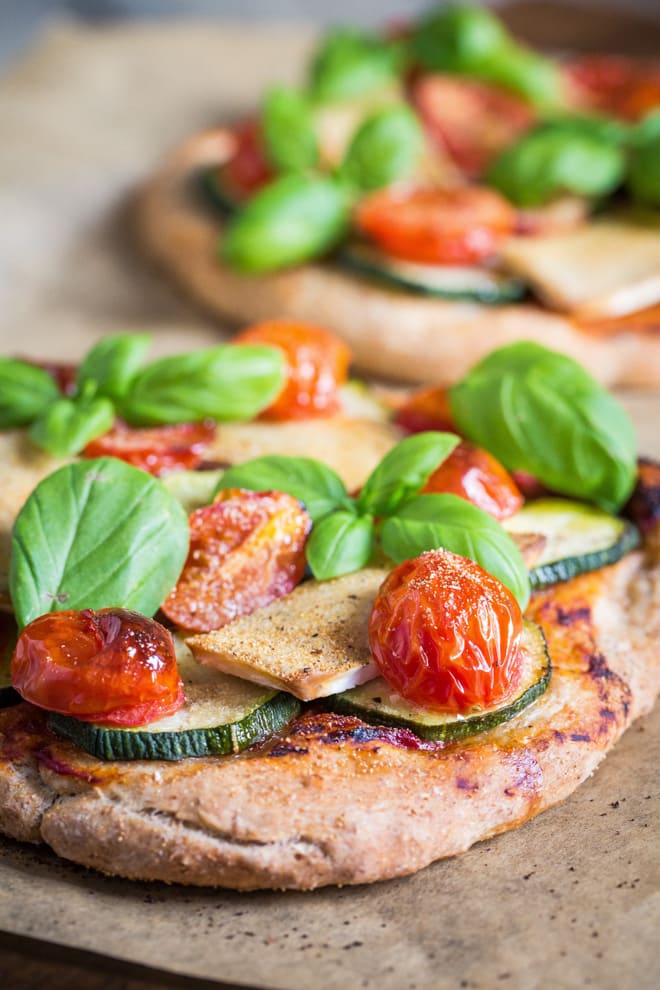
381,493,530,609
488,126,625,207
77,333,151,401
0,359,60,429
29,392,115,458
627,112,660,207
10,458,190,629
216,455,350,522
339,106,423,193
357,432,459,517
120,345,285,425
450,342,637,512
262,87,318,173
223,172,351,273
309,29,401,104
306,511,374,580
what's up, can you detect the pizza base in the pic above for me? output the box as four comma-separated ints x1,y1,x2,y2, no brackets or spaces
1,546,658,890
134,131,660,388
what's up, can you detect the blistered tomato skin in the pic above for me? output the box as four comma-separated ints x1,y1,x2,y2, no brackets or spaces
83,421,216,476
11,609,183,727
234,320,351,421
395,386,457,435
369,550,523,713
161,488,311,632
422,441,523,521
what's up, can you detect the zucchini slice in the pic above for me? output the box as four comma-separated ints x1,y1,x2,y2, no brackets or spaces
48,640,301,761
329,622,550,743
198,168,240,217
504,498,640,590
162,469,224,515
339,243,526,304
0,614,19,709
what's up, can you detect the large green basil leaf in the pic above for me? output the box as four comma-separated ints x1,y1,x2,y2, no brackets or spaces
339,106,423,193
77,333,152,401
120,345,285,425
357,432,459,517
223,172,351,273
381,493,530,609
0,359,60,429
309,28,401,104
306,511,374,580
216,455,350,522
262,87,319,172
450,342,637,512
29,392,115,457
10,458,189,629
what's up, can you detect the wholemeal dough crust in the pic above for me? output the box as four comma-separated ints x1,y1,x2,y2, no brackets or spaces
134,131,660,387
1,544,658,890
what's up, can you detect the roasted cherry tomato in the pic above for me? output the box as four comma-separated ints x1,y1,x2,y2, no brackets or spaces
369,549,523,712
355,186,516,265
83,421,216,476
413,74,534,177
565,56,660,120
234,320,351,420
422,440,522,521
161,488,311,632
223,118,274,198
11,608,183,727
395,386,457,435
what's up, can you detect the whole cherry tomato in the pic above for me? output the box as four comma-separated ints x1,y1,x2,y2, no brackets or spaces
83,421,216,476
234,320,351,420
223,118,274,198
161,488,311,632
395,386,457,435
355,186,516,265
422,440,522,521
413,74,534,178
369,549,523,712
11,608,183,727
565,56,660,120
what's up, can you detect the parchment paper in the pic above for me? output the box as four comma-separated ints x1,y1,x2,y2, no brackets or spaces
0,20,658,990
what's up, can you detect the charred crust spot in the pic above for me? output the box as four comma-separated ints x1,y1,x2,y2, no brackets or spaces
284,712,433,751
626,458,660,533
570,733,591,743
504,787,516,797
268,743,310,758
553,730,566,744
555,606,591,626
599,708,616,721
456,776,479,792
587,652,616,681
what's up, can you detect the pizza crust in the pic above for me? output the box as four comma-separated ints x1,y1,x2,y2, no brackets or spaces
1,546,658,890
134,131,660,387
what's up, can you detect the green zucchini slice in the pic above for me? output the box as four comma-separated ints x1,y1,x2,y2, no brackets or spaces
48,640,301,761
330,621,550,743
504,498,640,590
198,168,240,217
339,242,526,303
0,614,19,709
162,469,224,515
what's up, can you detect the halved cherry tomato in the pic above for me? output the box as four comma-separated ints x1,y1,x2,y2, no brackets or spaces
83,421,217,476
161,488,311,632
395,386,457,435
369,549,523,712
355,186,516,265
565,56,660,120
11,608,183,727
235,320,351,420
413,74,534,178
223,118,274,199
422,440,522,521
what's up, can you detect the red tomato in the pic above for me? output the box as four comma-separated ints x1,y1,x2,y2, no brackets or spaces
11,608,183,727
223,118,274,198
565,56,660,120
422,441,522,521
355,186,516,265
235,320,351,420
161,488,311,632
413,74,534,177
369,550,523,712
395,386,457,435
83,421,216,476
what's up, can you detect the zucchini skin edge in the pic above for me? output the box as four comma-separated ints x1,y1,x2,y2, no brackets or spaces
529,522,641,591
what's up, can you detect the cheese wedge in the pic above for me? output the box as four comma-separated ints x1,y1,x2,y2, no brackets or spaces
187,569,388,701
501,220,660,319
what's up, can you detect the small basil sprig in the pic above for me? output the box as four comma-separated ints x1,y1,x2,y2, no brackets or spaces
449,342,637,512
357,432,459,516
218,455,351,522
223,172,351,273
381,494,530,609
10,457,189,629
76,333,152,402
262,87,319,173
29,384,115,458
309,28,402,104
0,359,60,429
306,511,375,580
339,105,423,193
